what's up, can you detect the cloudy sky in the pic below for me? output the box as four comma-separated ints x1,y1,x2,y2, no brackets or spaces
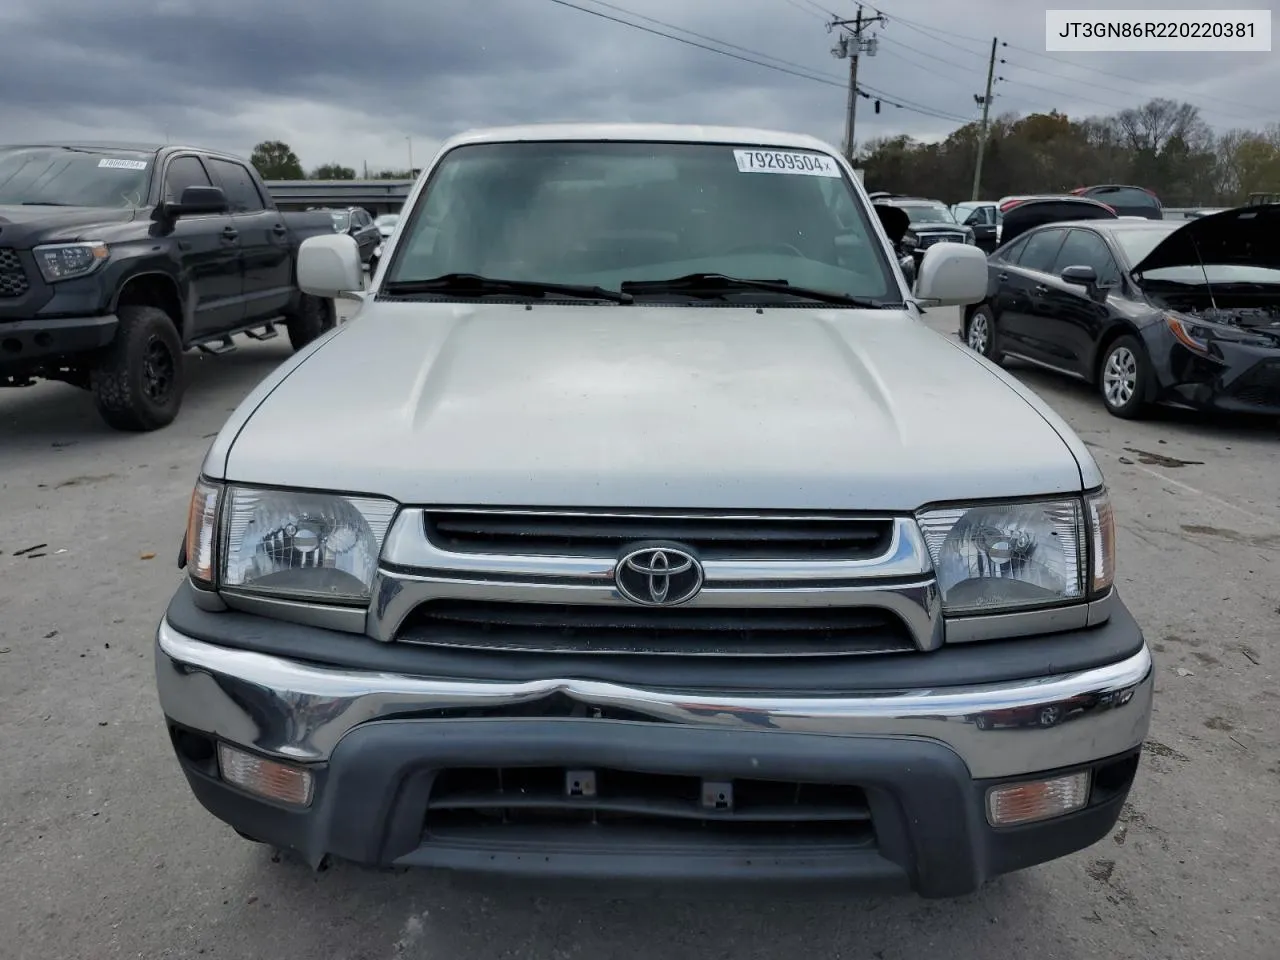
2,0,1276,174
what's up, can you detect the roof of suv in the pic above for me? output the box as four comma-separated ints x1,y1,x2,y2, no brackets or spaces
440,123,837,152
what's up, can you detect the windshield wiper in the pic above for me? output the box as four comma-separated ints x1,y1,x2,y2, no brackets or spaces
383,273,632,303
619,273,889,307
20,201,73,206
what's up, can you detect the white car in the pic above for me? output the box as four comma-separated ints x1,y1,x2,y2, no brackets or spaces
156,123,1152,898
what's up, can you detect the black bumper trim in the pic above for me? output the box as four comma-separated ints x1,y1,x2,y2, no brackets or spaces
0,314,117,371
173,718,1140,898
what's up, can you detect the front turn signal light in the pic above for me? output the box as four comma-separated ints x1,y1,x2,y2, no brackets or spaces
1086,488,1115,597
185,479,222,588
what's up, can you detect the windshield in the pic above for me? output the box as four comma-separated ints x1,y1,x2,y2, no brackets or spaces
0,146,153,207
375,214,398,229
330,211,351,230
385,140,895,302
902,204,956,224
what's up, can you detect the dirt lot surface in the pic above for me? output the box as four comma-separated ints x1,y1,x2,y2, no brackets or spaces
1,304,1276,959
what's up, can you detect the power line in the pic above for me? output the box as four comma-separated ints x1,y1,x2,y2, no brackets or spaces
1000,40,1276,117
544,0,846,88
544,0,974,125
861,1,1279,120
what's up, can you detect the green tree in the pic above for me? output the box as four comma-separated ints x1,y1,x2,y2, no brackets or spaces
249,140,304,180
311,163,356,180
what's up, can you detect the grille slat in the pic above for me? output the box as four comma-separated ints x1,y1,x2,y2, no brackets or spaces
425,767,875,845
397,599,917,657
425,510,894,560
0,248,30,298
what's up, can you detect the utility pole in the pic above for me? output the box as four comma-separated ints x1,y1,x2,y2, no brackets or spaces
829,6,885,163
406,137,414,173
970,37,999,201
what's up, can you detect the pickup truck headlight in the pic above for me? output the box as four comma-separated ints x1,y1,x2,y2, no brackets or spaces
917,490,1114,615
185,481,397,603
33,241,109,282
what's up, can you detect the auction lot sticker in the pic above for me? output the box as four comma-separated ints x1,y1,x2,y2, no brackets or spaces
734,149,842,178
98,158,149,170
1045,9,1271,51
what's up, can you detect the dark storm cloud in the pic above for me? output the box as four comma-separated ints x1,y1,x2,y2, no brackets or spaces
2,0,1277,170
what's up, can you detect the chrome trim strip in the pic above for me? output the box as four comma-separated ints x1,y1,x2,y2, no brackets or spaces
381,510,933,582
1087,589,1116,626
220,590,368,634
155,619,1153,779
945,603,1088,643
368,573,943,650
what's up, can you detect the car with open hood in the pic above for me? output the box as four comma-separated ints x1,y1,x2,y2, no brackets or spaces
962,200,1280,418
154,123,1151,900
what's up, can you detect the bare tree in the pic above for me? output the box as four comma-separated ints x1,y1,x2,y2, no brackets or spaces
1114,99,1209,153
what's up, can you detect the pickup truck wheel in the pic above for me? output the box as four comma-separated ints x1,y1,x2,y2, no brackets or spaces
285,294,335,351
90,304,184,431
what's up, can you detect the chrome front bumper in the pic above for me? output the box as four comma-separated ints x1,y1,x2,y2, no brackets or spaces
156,619,1153,780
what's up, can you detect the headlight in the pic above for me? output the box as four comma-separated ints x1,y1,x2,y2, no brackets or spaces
1165,313,1273,351
185,481,398,604
917,491,1114,616
33,241,109,282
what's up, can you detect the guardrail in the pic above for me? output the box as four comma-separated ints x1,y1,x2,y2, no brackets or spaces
1163,207,1226,219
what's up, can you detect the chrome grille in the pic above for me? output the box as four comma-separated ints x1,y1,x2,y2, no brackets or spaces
397,599,917,657
916,232,965,248
425,509,894,560
0,248,29,298
372,508,942,655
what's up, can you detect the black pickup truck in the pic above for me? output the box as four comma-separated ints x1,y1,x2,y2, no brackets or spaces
0,142,338,431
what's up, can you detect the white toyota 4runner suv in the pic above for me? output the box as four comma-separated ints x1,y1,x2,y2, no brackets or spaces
156,124,1152,899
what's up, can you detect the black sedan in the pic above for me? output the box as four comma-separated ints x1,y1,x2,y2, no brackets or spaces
324,206,382,265
960,201,1280,419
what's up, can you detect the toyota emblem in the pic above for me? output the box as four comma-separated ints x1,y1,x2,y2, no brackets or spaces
614,543,704,606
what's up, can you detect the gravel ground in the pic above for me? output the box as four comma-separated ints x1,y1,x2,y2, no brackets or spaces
1,304,1277,960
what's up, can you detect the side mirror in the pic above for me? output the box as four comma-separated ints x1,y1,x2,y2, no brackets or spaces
1061,264,1098,287
298,234,364,299
157,185,228,219
914,243,988,306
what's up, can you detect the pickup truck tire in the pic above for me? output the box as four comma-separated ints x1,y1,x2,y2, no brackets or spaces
285,295,336,352
90,304,185,432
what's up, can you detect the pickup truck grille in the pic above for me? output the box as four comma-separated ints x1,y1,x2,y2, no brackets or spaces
915,231,966,248
374,508,941,656
0,249,30,298
397,599,916,657
425,510,894,561
424,766,875,848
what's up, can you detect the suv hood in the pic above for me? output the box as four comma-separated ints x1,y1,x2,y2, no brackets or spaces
0,204,137,244
220,304,1087,511
1132,202,1280,274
